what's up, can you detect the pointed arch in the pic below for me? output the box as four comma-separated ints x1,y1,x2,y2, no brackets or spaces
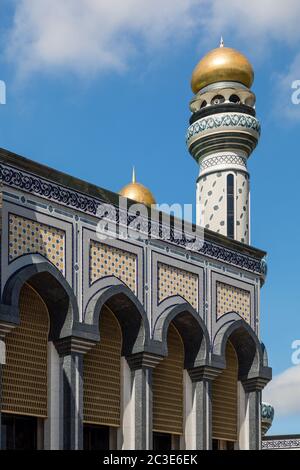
152,296,210,369
84,276,150,356
1,261,79,341
212,319,271,382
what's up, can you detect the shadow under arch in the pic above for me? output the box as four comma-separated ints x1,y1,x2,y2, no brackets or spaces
152,296,210,369
84,276,150,356
1,261,79,341
212,319,272,382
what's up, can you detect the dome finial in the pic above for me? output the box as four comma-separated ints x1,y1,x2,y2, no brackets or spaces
132,166,136,184
119,167,156,206
220,36,224,48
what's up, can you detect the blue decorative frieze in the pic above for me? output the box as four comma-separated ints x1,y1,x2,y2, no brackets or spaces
0,163,264,275
186,113,261,143
0,164,99,214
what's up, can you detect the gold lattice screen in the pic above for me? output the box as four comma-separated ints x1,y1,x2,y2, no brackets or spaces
83,306,122,427
212,341,238,442
1,283,49,417
216,281,250,324
89,241,137,294
8,213,65,274
157,263,198,309
152,323,184,435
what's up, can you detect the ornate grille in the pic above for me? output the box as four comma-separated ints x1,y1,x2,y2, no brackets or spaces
212,341,238,442
1,284,49,417
83,306,122,427
152,323,184,435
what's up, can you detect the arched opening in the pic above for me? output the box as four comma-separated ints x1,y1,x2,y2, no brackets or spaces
227,173,235,239
1,264,78,450
83,305,122,450
229,94,241,104
1,283,50,450
211,95,225,105
152,323,184,450
212,341,238,450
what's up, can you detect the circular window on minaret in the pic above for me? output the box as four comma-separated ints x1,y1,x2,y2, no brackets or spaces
229,94,241,104
211,95,225,105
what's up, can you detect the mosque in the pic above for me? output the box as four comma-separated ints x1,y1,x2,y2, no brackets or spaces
0,40,272,450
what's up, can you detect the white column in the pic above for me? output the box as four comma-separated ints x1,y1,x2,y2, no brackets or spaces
119,357,135,449
44,342,61,450
238,381,250,450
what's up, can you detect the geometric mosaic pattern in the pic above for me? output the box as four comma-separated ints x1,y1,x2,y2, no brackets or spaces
8,213,65,274
216,281,251,323
201,154,247,170
186,113,261,143
157,262,198,309
89,240,137,294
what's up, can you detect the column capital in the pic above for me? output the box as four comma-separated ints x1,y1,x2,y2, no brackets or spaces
54,335,97,356
0,305,20,339
188,364,223,382
0,319,18,340
242,376,270,392
126,351,164,370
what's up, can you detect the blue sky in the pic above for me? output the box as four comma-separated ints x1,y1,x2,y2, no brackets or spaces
0,0,300,435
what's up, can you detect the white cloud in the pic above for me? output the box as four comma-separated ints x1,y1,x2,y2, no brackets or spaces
5,0,300,118
206,0,300,45
263,365,300,417
5,0,202,77
6,0,300,77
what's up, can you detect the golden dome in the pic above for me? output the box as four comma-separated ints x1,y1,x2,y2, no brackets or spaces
119,168,156,206
191,40,254,94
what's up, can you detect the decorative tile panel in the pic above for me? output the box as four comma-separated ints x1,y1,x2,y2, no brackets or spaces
216,281,250,323
157,262,198,309
8,213,65,273
89,240,137,293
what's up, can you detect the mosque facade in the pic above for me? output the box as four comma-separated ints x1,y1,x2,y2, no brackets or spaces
0,42,271,450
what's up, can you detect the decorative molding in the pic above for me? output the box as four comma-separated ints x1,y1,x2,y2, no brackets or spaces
201,154,247,170
262,438,300,450
0,163,264,276
186,113,261,143
0,164,99,214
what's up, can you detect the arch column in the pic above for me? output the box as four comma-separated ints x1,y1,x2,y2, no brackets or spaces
126,352,163,450
242,377,270,450
55,335,97,450
187,366,223,450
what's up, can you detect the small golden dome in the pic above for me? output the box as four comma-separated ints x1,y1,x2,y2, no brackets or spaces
119,168,156,206
191,40,254,94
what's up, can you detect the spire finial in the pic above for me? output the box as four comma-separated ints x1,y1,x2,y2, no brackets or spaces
132,166,136,184
220,36,224,48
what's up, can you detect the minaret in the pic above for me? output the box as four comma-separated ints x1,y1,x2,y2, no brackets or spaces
186,39,260,244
